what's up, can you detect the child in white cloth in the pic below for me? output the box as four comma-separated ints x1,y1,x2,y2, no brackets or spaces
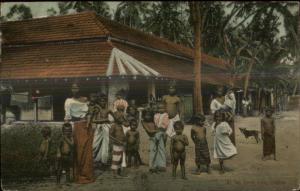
212,110,237,174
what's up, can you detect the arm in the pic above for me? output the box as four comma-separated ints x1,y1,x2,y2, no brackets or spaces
261,119,264,140
170,138,174,163
191,129,196,143
136,132,140,149
183,135,189,146
64,99,71,122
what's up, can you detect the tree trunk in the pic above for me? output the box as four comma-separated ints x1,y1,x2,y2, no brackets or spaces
243,59,254,98
190,2,203,114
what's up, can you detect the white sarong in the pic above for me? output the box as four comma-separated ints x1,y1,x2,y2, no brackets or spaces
166,114,180,137
93,123,111,164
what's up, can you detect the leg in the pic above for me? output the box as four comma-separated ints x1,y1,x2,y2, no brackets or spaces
127,152,132,168
172,160,178,178
219,159,225,174
206,164,211,174
172,151,179,178
56,160,62,184
180,152,187,179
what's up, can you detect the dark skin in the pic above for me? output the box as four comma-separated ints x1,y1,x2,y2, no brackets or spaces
111,105,127,145
191,118,211,174
92,98,113,125
170,123,189,179
163,87,181,119
261,110,276,160
126,121,140,167
56,125,74,184
142,112,158,137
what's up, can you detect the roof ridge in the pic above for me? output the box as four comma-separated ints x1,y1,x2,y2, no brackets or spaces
95,15,193,55
2,11,96,24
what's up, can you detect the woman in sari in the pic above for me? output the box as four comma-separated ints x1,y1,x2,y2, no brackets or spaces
64,83,95,184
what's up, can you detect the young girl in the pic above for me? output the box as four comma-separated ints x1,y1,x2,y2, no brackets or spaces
212,110,237,174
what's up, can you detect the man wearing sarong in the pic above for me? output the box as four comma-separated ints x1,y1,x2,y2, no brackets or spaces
261,107,276,160
92,96,114,168
64,83,94,184
162,84,182,138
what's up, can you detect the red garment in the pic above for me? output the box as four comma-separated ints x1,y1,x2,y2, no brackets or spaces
73,120,95,184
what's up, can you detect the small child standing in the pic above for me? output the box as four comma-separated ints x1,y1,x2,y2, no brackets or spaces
56,123,74,184
261,107,276,160
39,126,57,176
126,120,140,168
110,112,127,177
191,113,211,174
170,121,189,179
212,110,237,174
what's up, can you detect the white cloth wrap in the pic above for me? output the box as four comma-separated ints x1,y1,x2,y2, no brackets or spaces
166,114,180,138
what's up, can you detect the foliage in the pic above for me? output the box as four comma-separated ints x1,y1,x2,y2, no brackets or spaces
114,1,148,29
143,2,192,47
1,123,62,182
58,1,111,18
5,4,33,21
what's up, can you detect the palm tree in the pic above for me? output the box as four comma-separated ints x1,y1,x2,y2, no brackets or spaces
144,2,192,46
189,1,203,114
114,1,148,29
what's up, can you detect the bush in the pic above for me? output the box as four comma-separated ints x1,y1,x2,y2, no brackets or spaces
1,122,63,183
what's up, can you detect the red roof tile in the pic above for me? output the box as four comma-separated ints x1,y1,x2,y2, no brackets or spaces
1,41,112,79
1,12,229,70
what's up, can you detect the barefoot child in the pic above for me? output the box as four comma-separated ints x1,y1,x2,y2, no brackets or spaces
212,110,237,174
170,121,189,179
38,126,57,176
110,109,127,177
56,123,74,184
191,113,211,174
261,107,276,160
126,119,140,168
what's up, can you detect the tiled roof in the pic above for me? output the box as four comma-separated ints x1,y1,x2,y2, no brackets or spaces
1,12,231,85
1,41,112,79
1,11,228,70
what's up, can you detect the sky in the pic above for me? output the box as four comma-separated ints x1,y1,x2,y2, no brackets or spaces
1,2,299,39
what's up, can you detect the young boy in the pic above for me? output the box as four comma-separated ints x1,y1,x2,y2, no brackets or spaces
56,123,74,184
39,126,57,176
212,110,237,174
261,107,276,160
110,110,127,177
170,121,189,179
113,90,128,113
126,119,140,168
191,113,211,174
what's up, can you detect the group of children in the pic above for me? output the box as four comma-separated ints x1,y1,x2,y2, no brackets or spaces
38,92,277,183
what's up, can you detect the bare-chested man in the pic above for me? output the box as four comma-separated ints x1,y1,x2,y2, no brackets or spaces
92,96,114,167
261,107,276,160
162,84,182,138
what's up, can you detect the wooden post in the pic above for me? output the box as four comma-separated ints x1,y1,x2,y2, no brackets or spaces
147,81,156,103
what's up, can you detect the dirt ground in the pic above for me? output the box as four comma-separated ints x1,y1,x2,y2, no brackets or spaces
2,110,300,191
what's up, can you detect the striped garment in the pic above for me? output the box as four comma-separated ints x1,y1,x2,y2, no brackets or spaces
195,139,211,165
113,99,128,112
111,145,124,170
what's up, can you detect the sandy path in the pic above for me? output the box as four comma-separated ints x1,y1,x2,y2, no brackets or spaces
3,111,300,191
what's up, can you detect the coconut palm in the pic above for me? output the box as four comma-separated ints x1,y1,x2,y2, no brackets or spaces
114,1,148,29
